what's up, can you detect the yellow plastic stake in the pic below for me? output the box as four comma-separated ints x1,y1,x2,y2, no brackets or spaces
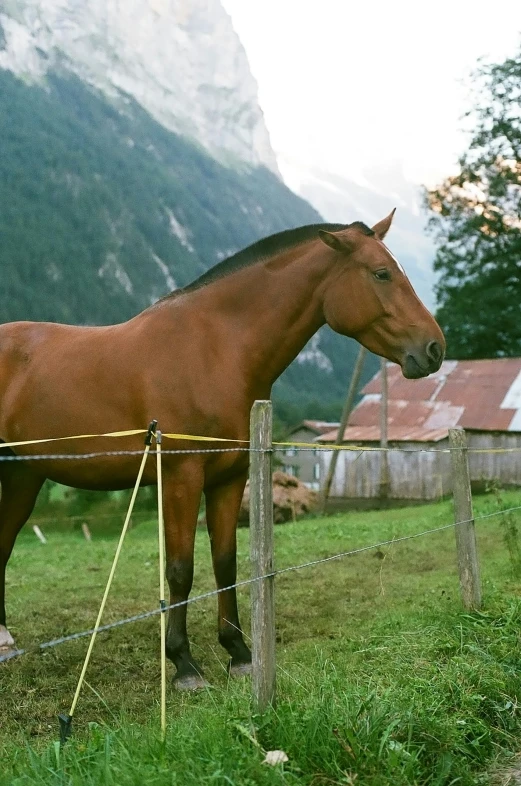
65,428,154,726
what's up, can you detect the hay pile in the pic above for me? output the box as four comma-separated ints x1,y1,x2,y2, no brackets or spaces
239,471,318,524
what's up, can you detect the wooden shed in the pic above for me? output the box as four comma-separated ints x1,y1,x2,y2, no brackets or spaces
276,420,339,489
316,358,521,502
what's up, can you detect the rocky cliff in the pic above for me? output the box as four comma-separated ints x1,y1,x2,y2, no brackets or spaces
0,0,277,171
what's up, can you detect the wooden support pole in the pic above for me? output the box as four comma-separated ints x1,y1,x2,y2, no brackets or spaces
379,357,390,499
449,428,481,610
320,345,366,513
81,523,92,542
249,400,276,711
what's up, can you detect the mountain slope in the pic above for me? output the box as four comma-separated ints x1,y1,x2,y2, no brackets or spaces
0,0,277,172
0,70,320,324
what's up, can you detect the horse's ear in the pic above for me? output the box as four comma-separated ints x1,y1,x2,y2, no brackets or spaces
318,230,354,253
372,208,396,241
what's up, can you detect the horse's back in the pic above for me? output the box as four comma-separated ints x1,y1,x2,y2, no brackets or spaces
0,319,146,444
0,320,124,383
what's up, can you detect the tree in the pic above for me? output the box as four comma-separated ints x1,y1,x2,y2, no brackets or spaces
425,47,521,359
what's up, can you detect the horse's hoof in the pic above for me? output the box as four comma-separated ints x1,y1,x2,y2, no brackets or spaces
173,674,211,692
229,662,252,678
0,625,16,662
0,646,17,662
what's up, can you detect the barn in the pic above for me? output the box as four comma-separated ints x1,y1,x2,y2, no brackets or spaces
276,419,340,488
316,358,521,503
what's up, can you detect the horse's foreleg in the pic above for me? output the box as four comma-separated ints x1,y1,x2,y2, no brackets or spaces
205,472,252,676
163,461,207,690
0,463,44,657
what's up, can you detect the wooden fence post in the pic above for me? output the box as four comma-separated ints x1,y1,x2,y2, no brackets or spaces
379,357,390,499
449,428,481,610
320,345,366,513
249,400,276,711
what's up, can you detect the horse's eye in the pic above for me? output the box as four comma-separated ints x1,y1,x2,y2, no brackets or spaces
374,269,391,281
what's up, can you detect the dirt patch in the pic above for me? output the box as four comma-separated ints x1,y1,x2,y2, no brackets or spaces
491,758,521,785
239,470,318,524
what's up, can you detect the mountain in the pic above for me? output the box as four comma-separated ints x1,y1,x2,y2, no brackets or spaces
0,0,378,430
0,0,277,172
279,156,436,309
0,69,322,323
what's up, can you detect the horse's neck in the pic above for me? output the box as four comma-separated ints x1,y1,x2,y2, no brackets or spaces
184,248,329,388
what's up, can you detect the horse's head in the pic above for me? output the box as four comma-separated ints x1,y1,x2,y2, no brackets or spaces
318,211,445,379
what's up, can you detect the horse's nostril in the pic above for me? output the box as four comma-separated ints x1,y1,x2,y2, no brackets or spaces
426,340,443,364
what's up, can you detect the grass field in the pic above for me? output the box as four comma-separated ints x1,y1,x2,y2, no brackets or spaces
2,488,521,784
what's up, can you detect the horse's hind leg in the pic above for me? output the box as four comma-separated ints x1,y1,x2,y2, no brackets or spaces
205,472,252,676
0,462,44,657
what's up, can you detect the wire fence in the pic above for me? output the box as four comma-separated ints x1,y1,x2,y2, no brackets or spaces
0,447,254,461
2,501,521,665
3,415,521,721
4,444,521,457
2,423,521,456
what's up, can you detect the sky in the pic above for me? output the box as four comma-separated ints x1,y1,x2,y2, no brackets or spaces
221,0,521,187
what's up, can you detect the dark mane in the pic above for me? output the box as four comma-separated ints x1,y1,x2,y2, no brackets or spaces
349,221,375,237
162,222,363,300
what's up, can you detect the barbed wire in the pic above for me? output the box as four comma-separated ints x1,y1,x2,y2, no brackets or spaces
0,448,255,461
1,443,521,462
278,445,521,454
2,444,521,463
2,502,521,665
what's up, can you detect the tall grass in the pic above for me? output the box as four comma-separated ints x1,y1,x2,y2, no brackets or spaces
3,599,521,785
3,490,521,783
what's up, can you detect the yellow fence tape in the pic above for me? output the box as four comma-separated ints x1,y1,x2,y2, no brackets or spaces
0,429,519,454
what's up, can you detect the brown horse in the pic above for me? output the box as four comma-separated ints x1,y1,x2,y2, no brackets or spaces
0,210,445,687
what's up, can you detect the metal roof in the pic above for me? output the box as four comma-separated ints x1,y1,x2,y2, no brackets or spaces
318,357,521,443
287,420,340,436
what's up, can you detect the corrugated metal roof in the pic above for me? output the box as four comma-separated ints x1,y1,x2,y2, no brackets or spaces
287,420,340,437
302,420,340,433
319,426,449,443
318,357,521,443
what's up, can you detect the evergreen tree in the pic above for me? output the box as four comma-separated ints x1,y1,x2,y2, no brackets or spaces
425,47,521,359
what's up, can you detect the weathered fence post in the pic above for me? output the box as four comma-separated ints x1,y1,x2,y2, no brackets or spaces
449,427,481,610
249,400,276,710
320,345,366,513
379,357,390,499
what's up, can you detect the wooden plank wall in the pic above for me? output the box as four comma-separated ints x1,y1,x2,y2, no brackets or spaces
321,432,521,500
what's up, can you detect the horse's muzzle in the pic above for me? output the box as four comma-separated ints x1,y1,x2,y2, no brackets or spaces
402,340,444,379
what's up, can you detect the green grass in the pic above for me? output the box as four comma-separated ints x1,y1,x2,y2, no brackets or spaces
2,490,521,784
